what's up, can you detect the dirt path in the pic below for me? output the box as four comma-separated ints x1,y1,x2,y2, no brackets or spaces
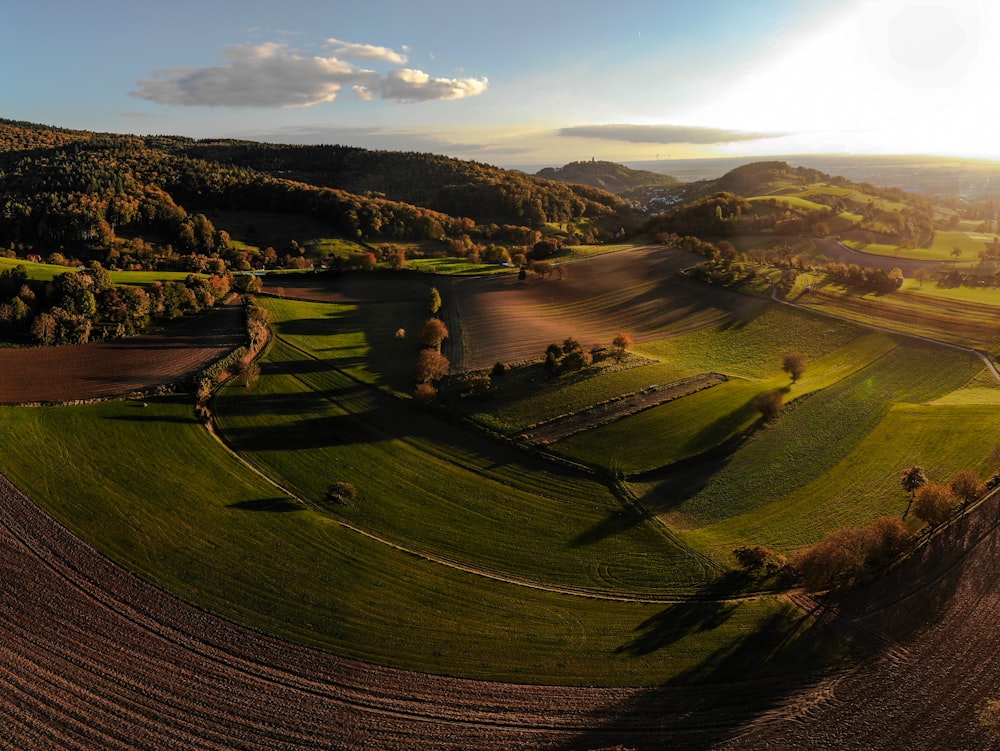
769,282,1000,382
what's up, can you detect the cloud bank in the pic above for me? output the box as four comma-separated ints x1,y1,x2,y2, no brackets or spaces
132,40,487,108
559,124,781,145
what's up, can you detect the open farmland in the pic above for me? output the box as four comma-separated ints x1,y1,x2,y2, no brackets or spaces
449,245,766,371
5,241,1000,749
0,302,244,403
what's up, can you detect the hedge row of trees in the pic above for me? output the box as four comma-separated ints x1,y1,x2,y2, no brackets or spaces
788,466,989,591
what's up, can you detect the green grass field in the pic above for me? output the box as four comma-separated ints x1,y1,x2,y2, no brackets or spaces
0,377,841,686
844,229,991,263
0,255,199,285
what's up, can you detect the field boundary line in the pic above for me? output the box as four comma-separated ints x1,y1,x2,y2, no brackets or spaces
769,280,1000,382
209,356,721,605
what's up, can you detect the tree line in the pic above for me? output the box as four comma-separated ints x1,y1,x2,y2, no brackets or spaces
0,263,233,345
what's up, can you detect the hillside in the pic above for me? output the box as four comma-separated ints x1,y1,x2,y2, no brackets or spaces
644,160,938,244
0,119,636,272
533,159,679,194
180,140,631,226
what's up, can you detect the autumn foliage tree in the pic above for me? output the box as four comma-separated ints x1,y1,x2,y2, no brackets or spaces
754,390,784,421
611,332,633,363
949,469,985,506
415,349,450,384
420,318,449,350
912,482,958,526
794,516,911,591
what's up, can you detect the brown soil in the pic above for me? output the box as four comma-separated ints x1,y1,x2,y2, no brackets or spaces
0,303,245,404
449,246,766,371
260,273,431,304
8,465,1000,749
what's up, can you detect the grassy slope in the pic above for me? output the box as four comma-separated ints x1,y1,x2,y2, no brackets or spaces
557,333,897,474
641,343,986,559
0,384,836,687
217,337,703,594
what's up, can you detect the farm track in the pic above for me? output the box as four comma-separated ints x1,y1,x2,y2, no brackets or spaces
0,471,815,750
10,464,1000,748
771,284,1000,382
519,372,728,445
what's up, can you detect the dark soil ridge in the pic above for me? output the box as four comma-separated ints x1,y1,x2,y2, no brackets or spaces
519,372,729,445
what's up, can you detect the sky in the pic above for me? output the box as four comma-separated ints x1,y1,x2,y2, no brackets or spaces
4,0,1000,167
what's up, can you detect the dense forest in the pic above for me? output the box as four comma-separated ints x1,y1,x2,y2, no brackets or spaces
0,119,637,275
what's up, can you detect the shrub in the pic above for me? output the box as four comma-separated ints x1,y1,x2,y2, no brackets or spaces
326,482,356,504
414,382,438,405
733,545,787,574
754,390,784,421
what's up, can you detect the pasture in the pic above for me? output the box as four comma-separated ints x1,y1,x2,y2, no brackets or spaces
0,351,839,687
843,229,991,263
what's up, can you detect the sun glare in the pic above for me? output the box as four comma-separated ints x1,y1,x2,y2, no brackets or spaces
688,0,1000,160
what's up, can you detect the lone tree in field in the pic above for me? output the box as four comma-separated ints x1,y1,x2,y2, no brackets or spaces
949,469,985,506
781,353,806,383
420,318,449,350
427,286,442,315
754,390,784,422
901,465,928,518
611,332,634,363
912,482,958,526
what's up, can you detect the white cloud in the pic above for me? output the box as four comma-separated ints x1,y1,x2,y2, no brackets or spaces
326,37,408,65
132,41,488,109
559,123,781,145
377,69,489,102
132,43,373,108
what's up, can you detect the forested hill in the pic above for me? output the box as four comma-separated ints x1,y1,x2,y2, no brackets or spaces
673,160,918,205
180,140,630,226
533,160,679,194
0,119,636,267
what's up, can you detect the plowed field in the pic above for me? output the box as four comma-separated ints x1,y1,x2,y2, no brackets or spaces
448,246,766,371
0,303,245,404
6,468,1000,749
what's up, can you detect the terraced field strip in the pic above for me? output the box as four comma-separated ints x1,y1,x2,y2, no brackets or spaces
519,373,728,445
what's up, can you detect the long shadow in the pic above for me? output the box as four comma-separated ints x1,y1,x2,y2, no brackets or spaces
559,495,1000,750
557,576,846,751
216,388,357,418
223,412,384,452
570,407,757,548
227,498,304,513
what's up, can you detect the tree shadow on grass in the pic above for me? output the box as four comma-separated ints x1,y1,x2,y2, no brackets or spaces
558,578,844,751
682,396,760,456
227,498,304,513
222,413,384,452
571,426,750,549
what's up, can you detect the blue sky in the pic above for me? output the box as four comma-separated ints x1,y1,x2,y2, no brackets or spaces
4,0,998,166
